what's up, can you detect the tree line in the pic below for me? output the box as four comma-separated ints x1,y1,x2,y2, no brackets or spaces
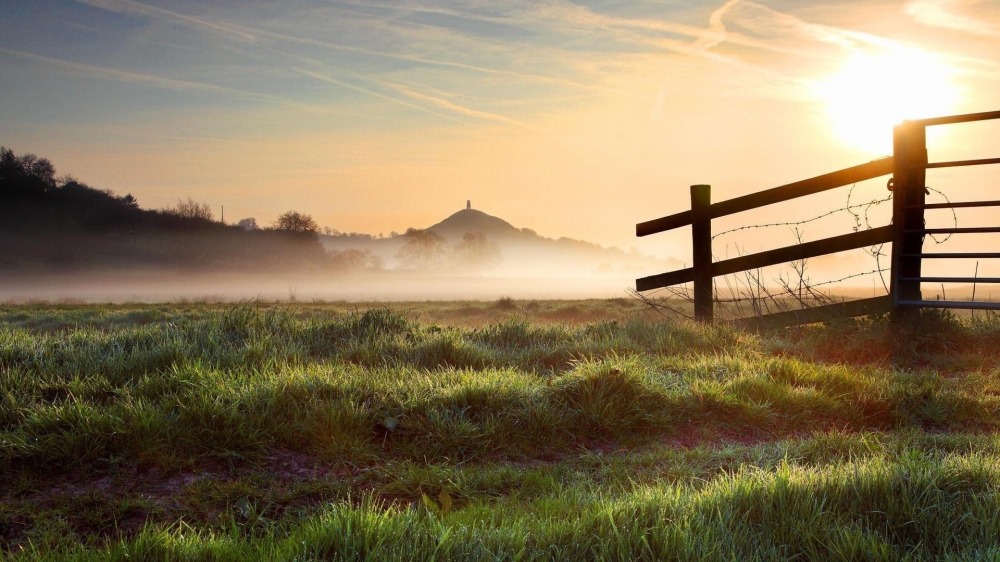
0,147,502,274
395,229,501,271
0,147,330,271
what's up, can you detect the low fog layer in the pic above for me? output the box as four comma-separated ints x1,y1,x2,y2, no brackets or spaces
3,147,990,304
0,148,672,302
0,271,639,303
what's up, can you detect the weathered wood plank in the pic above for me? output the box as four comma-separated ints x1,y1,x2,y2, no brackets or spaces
691,185,713,322
636,158,893,237
911,200,1000,210
899,277,1000,284
897,300,1000,310
636,267,694,292
890,122,926,318
636,210,692,237
904,253,1000,259
710,159,894,219
903,227,1000,234
711,226,893,278
913,157,1000,169
636,226,893,292
911,110,1000,127
735,296,893,331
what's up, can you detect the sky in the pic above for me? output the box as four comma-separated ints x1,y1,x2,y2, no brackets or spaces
1,0,999,277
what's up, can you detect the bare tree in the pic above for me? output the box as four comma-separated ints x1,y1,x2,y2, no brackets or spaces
330,249,383,270
452,231,502,270
0,148,56,188
396,229,448,269
272,211,319,234
172,197,214,220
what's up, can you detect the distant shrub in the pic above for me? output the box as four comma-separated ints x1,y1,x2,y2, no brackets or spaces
272,210,319,235
494,296,516,311
169,197,214,221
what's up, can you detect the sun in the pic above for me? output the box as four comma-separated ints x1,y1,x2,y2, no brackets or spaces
816,47,959,154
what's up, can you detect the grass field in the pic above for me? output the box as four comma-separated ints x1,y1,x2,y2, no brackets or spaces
3,299,1000,560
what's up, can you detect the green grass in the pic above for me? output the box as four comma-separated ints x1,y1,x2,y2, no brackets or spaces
2,302,1000,559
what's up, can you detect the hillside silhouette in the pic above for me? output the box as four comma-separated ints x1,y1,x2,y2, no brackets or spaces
323,202,672,277
0,146,672,282
0,147,325,272
426,208,523,241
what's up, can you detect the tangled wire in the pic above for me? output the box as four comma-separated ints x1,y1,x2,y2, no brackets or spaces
635,178,960,321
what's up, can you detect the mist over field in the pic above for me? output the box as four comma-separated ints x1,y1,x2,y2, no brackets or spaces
0,271,640,303
0,146,695,302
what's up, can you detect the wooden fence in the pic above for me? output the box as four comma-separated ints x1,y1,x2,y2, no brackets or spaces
635,110,1000,328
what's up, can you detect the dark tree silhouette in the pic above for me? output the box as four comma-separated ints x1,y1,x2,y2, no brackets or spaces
0,146,330,272
453,231,502,270
2,150,55,187
272,211,319,235
330,248,383,270
396,228,448,269
171,197,214,221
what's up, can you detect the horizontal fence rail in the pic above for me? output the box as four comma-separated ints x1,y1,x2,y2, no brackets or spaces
636,158,894,237
899,277,1000,284
912,157,1000,169
904,227,1000,234
898,300,1000,310
637,226,892,292
735,296,893,331
911,200,1000,210
904,253,1000,259
635,109,1000,327
911,110,1000,127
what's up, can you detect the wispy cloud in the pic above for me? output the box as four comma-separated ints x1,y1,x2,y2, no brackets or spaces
379,80,530,127
732,1,900,51
256,25,653,101
73,0,256,41
0,47,272,100
291,66,475,126
384,82,638,161
906,0,1000,37
57,0,998,117
70,0,656,102
695,0,741,50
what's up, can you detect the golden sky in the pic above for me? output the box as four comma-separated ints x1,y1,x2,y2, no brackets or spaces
1,0,998,276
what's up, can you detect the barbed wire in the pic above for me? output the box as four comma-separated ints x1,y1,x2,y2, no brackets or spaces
645,267,890,304
636,179,964,321
925,186,959,245
712,184,892,241
630,150,978,323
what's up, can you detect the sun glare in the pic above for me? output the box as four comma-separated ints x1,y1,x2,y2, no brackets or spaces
817,48,958,154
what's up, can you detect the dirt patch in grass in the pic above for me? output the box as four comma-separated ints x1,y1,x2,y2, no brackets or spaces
2,448,353,549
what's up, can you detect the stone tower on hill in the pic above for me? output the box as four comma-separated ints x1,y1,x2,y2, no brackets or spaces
425,206,521,242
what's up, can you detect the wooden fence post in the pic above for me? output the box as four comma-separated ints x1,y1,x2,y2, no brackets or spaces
691,184,713,323
890,122,927,319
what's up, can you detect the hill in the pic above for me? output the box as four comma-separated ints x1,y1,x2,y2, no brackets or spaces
321,204,675,276
425,208,524,242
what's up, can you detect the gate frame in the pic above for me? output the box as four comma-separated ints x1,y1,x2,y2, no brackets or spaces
635,110,1000,328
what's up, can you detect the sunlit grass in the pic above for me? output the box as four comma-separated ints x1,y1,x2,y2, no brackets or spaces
2,302,1000,558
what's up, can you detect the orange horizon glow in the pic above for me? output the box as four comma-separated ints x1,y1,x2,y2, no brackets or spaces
1,0,998,273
